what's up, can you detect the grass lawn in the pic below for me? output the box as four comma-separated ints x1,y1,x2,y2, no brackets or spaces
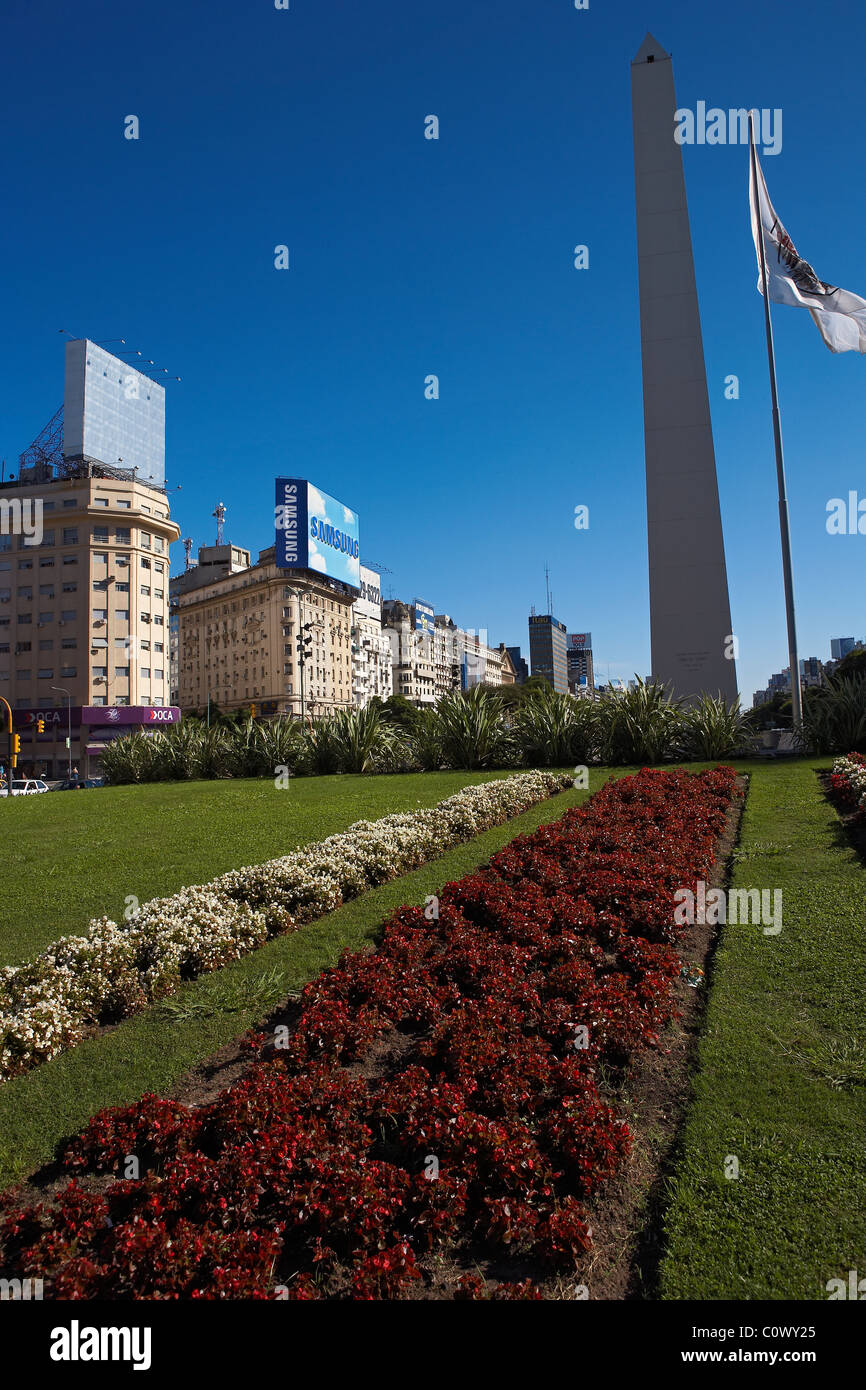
0,776,594,1190
0,769,570,968
659,758,866,1300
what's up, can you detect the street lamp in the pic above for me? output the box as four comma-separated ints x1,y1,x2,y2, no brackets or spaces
297,622,314,725
51,686,73,779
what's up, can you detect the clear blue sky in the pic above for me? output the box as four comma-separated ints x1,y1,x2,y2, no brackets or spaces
2,0,864,704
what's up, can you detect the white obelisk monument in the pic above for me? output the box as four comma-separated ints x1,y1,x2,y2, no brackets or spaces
631,34,738,704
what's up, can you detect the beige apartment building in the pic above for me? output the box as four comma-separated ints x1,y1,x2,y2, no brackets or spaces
175,545,358,718
0,472,179,776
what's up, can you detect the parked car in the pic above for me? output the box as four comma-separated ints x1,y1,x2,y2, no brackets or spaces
0,778,50,797
50,777,105,791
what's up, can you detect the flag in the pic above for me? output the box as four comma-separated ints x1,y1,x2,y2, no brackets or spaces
749,148,866,353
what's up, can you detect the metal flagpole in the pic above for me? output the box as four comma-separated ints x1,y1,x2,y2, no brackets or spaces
749,110,803,728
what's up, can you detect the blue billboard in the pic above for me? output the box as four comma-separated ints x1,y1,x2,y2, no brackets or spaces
414,600,435,634
275,478,360,588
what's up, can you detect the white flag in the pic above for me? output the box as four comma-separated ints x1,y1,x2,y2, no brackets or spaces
750,148,866,353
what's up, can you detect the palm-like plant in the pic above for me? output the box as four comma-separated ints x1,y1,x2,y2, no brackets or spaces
596,678,682,765
409,707,444,771
796,675,866,754
515,686,597,766
325,705,405,774
435,686,516,770
678,694,755,760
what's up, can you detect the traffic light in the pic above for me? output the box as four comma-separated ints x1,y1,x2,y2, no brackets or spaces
11,733,20,769
36,718,45,734
250,703,257,719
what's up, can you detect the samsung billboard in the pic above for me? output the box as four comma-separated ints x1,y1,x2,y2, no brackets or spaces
63,340,166,487
275,478,361,588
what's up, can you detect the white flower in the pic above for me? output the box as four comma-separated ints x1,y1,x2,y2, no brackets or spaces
0,771,570,1081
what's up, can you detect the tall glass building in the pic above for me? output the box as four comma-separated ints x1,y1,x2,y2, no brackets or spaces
528,614,568,693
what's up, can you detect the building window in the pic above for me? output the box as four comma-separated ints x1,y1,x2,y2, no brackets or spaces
60,638,77,650
62,498,77,509
92,609,108,622
93,498,109,507
141,667,151,680
60,665,77,678
140,585,151,597
63,528,78,545
37,668,53,680
61,609,77,622
154,668,163,681
115,528,131,544
62,555,78,566
92,666,107,679
38,613,53,625
39,585,54,598
62,582,77,594
140,532,152,550
115,582,129,593
93,528,109,543
115,666,129,678
115,609,130,622
93,553,108,565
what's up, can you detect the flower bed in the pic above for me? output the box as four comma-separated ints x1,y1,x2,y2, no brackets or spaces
830,753,866,813
0,771,570,1082
0,765,737,1299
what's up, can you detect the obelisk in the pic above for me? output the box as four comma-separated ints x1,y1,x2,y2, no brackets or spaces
631,34,738,704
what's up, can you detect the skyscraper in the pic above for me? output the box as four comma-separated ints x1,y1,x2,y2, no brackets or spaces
528,614,567,693
631,35,738,704
566,633,594,695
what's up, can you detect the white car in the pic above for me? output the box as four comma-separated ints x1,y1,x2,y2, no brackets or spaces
0,778,50,797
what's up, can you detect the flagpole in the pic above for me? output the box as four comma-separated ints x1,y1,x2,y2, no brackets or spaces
749,111,803,729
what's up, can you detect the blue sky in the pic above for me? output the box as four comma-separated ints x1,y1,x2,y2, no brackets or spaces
2,0,864,704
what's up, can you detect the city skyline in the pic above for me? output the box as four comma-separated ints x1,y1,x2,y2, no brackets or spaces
2,1,866,703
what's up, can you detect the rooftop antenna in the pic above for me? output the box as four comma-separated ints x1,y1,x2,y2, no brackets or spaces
183,537,194,572
213,502,226,547
544,563,552,616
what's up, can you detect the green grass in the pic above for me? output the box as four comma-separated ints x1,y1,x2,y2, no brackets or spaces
0,769,563,968
659,758,866,1300
0,773,600,1190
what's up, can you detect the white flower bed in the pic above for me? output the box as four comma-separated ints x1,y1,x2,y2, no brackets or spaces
0,771,570,1081
832,753,866,808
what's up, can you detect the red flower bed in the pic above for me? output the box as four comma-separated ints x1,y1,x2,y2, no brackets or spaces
0,766,737,1300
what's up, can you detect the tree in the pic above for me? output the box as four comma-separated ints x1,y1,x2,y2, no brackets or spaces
834,647,866,680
